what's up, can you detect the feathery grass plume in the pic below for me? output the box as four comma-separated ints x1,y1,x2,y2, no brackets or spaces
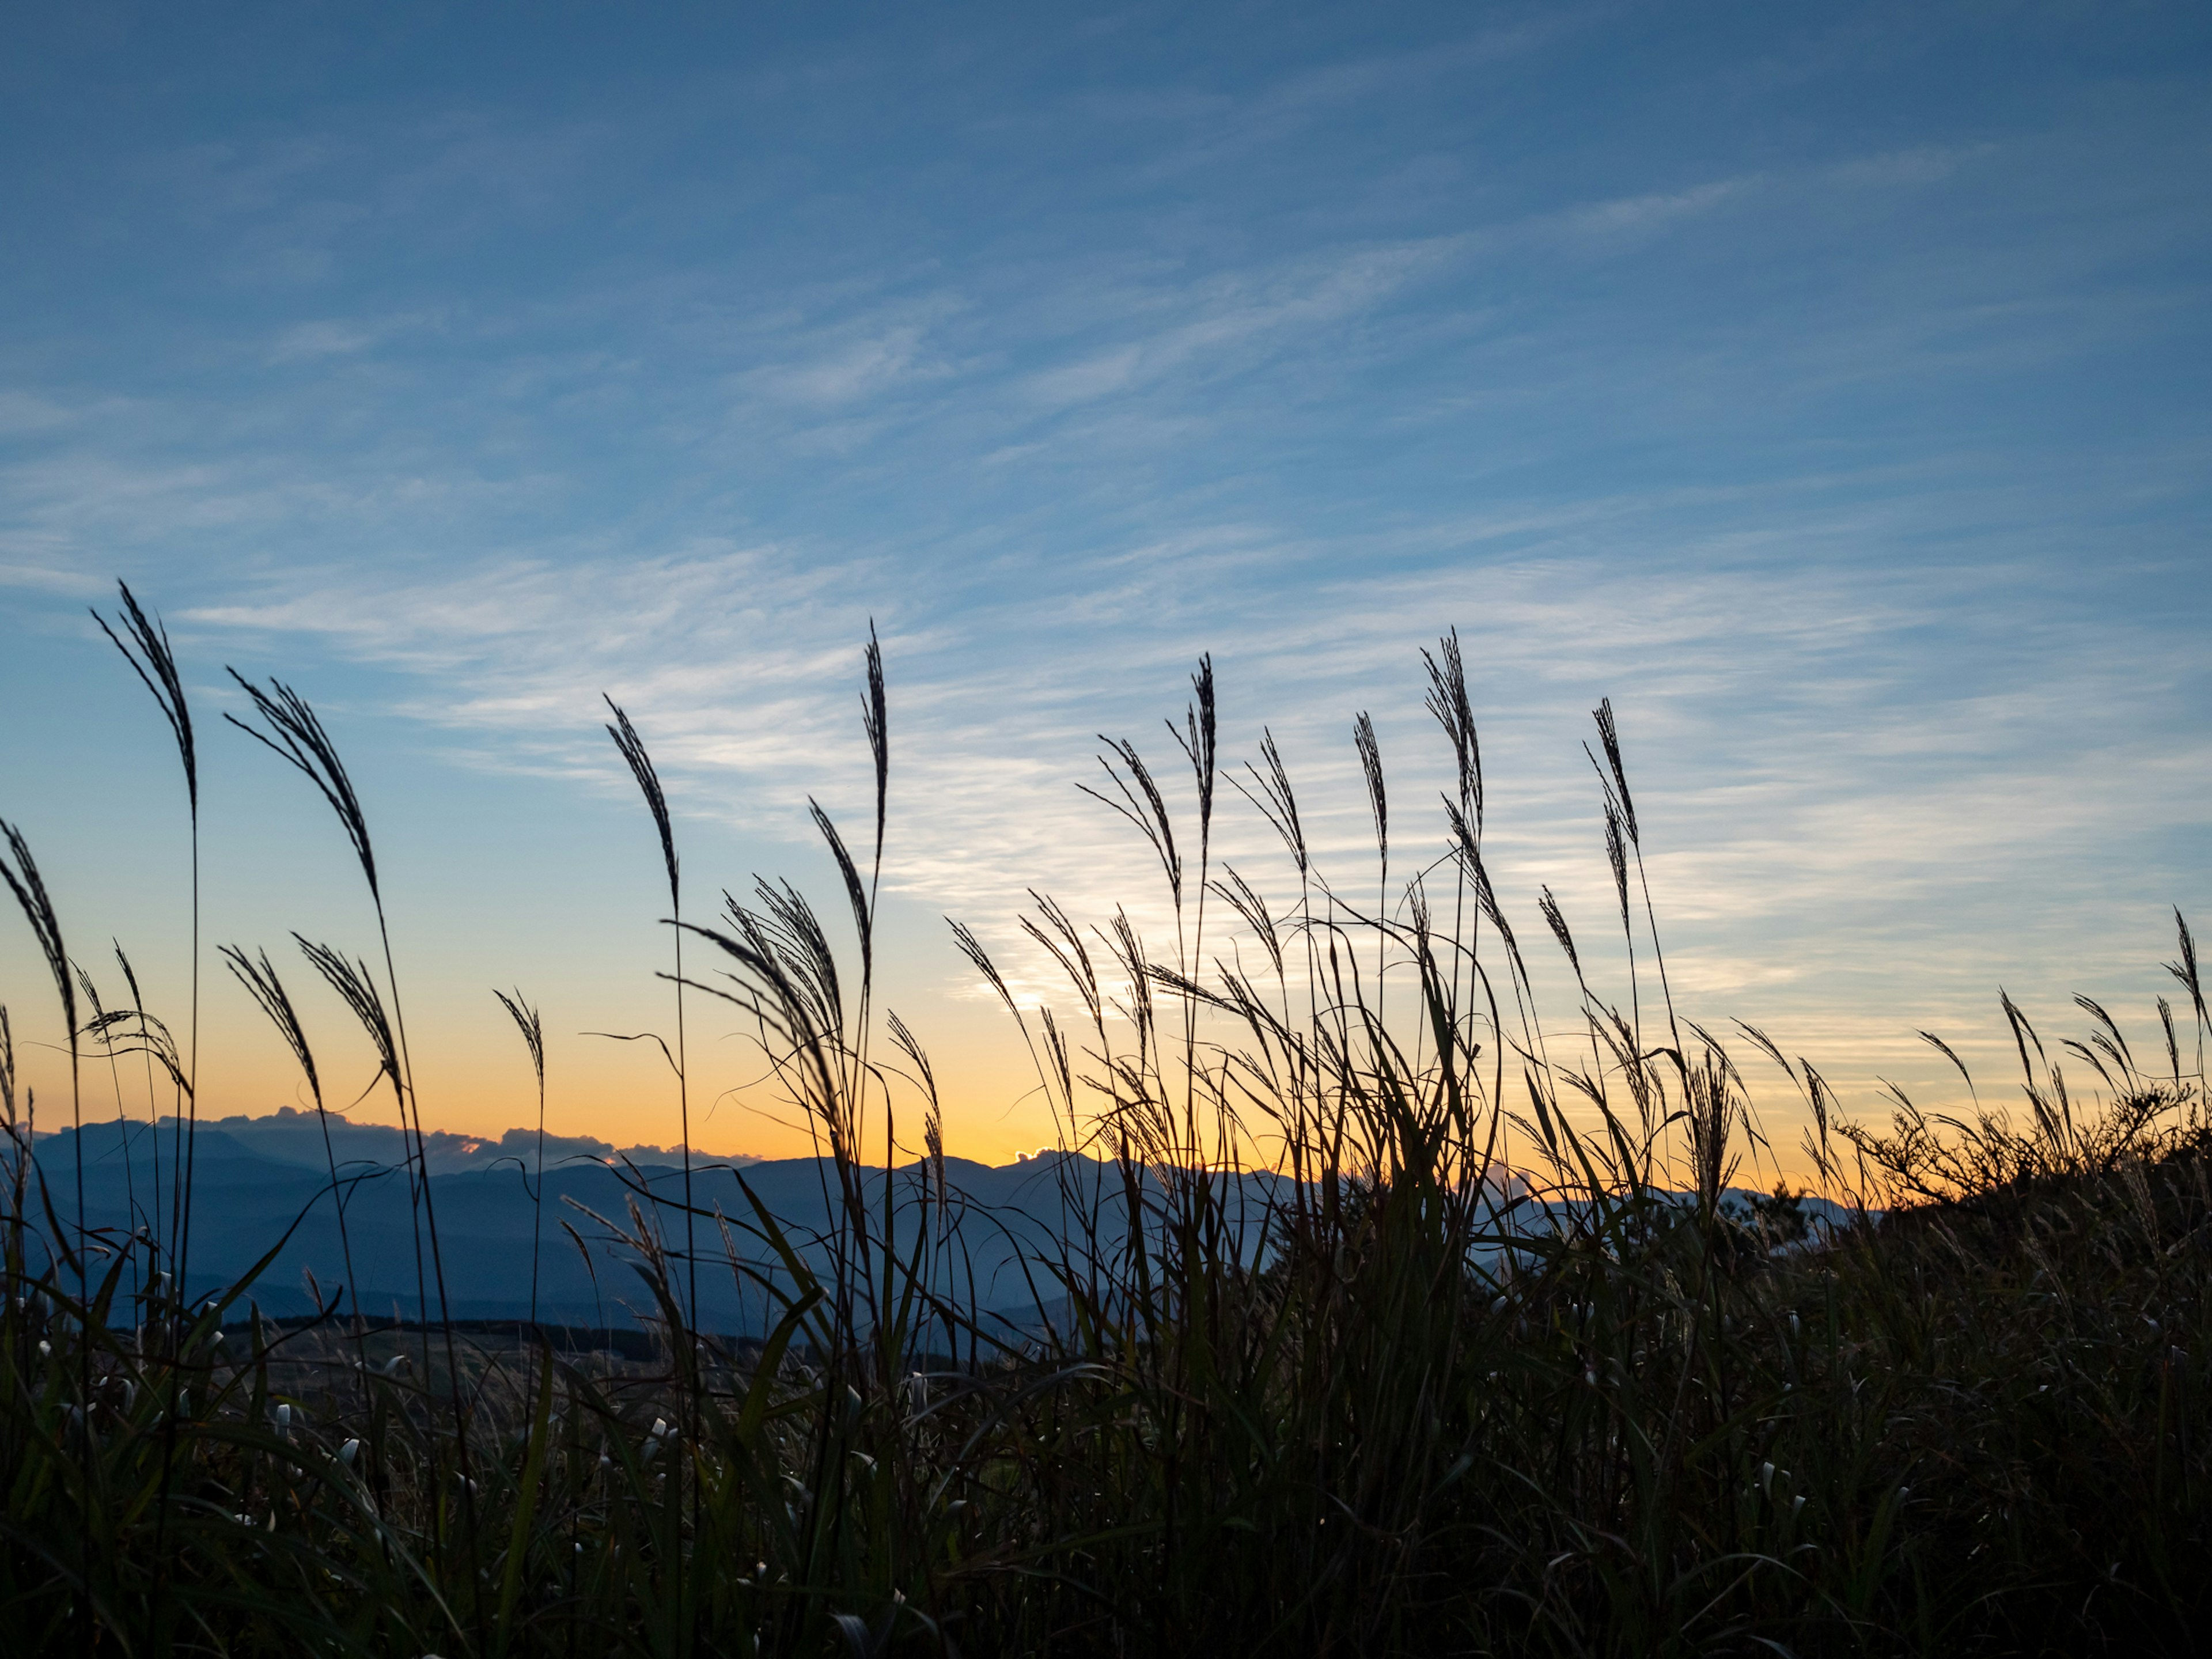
222,668,483,1564
0,824,77,1059
1601,796,1638,1044
1175,655,1220,984
1588,698,1678,1050
1802,1058,1836,1184
222,945,360,1335
95,586,204,1605
226,671,378,900
1423,626,1481,831
1445,801,1543,1124
1538,884,1581,983
1996,988,2078,1160
78,994,194,1308
2171,908,2206,1021
0,817,93,1646
1023,888,1105,1025
1424,628,1482,1021
886,1007,946,1244
1591,695,1635,844
113,942,146,1021
81,1005,190,1101
690,869,895,1353
604,690,718,1643
1230,726,1327,1177
1082,737,1181,910
2167,908,2206,1081
737,878,849,1049
1354,710,1388,1019
810,800,872,982
2066,993,2142,1099
1681,1035,1744,1216
0,823,81,1266
74,967,141,1280
862,618,888,868
683,815,898,1390
221,948,324,1117
293,922,471,1580
495,987,545,1088
885,1009,938,1138
494,987,548,1326
93,583,197,812
1209,864,1285,981
295,937,432,1327
110,943,165,1280
664,628,898,1397
1158,655,1220,1185
1353,710,1387,874
1173,652,1218,850
1919,1027,1981,1109
949,918,1018,1015
229,677,480,1610
295,938,401,1103
1236,726,1308,878
0,1007,17,1300
604,695,679,908
603,694,697,1344
852,627,895,1313
1540,884,1616,1110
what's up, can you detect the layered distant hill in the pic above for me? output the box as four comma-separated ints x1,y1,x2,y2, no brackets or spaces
20,1113,1281,1334
17,1112,1857,1334
105,1105,750,1179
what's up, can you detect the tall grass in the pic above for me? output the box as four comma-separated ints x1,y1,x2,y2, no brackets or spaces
0,602,2205,1655
494,989,548,1328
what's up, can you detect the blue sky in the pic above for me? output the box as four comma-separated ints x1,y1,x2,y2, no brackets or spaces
2,2,2207,1167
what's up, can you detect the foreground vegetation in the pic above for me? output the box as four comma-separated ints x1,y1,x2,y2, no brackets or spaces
0,590,2206,1654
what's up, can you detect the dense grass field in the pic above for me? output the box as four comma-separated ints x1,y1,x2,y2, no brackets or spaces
1,590,2206,1654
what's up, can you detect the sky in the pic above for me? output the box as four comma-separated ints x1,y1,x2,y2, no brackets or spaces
1,1,2207,1175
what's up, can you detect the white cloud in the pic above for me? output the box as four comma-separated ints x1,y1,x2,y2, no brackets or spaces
1830,143,1993,190
0,559,107,597
268,319,383,362
1022,240,1449,407
752,325,949,405
0,391,77,435
1565,177,1759,238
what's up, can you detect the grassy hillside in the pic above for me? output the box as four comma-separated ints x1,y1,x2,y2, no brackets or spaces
0,603,2205,1654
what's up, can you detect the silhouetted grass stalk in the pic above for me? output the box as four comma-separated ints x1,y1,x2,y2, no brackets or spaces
226,671,484,1636
496,990,548,1328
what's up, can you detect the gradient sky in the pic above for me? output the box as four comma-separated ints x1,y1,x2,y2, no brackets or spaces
2,2,2207,1174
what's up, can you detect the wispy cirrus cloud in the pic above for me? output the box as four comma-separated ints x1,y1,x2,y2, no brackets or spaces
267,314,437,363
1564,176,1760,238
1022,241,1453,407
